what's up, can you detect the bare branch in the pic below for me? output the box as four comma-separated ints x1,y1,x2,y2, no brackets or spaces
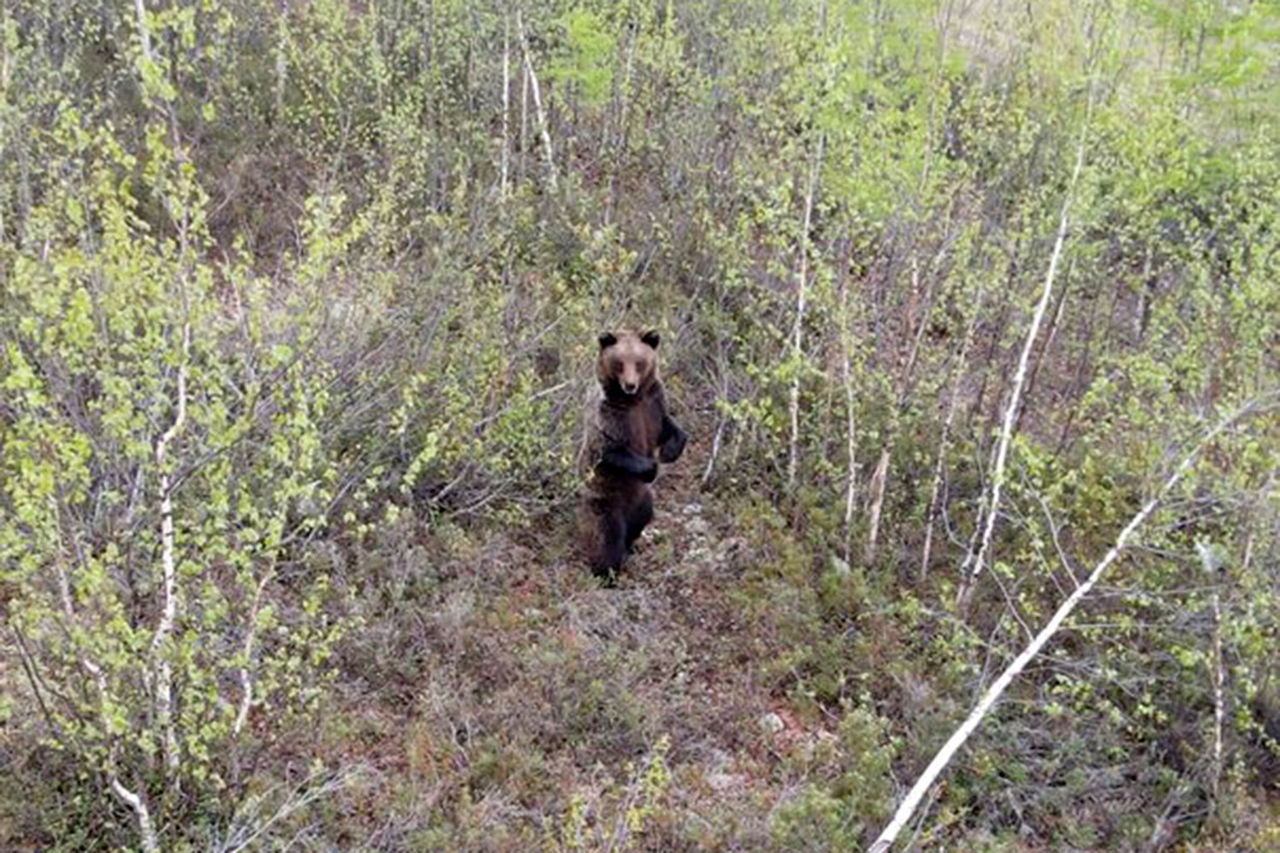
111,772,159,853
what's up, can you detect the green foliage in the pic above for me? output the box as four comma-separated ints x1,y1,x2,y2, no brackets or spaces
550,7,615,109
771,703,896,850
2,83,344,847
1,0,1278,850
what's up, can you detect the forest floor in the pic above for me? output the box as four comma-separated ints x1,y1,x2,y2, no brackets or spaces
311,427,880,851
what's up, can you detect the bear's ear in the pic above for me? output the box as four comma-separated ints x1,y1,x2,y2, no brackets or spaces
597,332,618,349
640,330,660,349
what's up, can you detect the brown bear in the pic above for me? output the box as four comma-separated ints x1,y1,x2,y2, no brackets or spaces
579,329,688,582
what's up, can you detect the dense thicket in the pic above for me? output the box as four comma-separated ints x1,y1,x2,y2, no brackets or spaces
1,1,1278,850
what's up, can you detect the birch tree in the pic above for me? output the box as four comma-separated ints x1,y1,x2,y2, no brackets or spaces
869,396,1273,853
955,82,1095,610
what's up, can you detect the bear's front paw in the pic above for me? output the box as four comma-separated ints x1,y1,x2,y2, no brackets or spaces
659,432,687,464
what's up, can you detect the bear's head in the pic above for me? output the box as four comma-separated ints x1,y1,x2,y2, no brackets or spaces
597,329,660,399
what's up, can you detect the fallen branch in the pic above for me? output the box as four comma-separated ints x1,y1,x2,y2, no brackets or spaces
867,396,1267,853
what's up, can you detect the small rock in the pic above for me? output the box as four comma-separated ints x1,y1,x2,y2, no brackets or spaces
830,556,851,577
708,748,733,770
706,771,748,792
760,713,785,735
686,545,711,563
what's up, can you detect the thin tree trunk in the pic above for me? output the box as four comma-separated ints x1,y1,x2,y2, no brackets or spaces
702,360,730,487
111,767,159,853
1210,571,1225,803
134,0,154,62
53,504,159,851
867,251,940,563
516,11,557,191
606,15,637,228
837,237,858,559
500,12,510,199
920,282,985,580
703,316,733,487
274,6,289,121
864,445,891,560
786,134,825,490
1017,255,1073,432
234,574,271,739
842,370,858,560
966,266,1015,435
151,323,189,780
702,414,726,487
868,400,1261,853
133,0,190,784
916,0,955,199
231,568,273,788
519,49,529,189
1135,241,1154,340
956,90,1093,610
1197,540,1225,804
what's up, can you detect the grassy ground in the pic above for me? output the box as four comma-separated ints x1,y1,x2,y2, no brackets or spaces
4,420,1277,850
320,432,804,850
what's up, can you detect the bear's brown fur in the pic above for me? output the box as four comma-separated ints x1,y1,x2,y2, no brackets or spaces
578,329,687,582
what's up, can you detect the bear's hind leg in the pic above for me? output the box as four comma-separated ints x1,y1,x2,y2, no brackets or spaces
625,490,655,553
592,511,628,584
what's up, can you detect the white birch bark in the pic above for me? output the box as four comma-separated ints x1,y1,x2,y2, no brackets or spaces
839,244,859,558
151,323,189,779
1197,540,1225,802
501,13,510,199
956,93,1093,609
864,446,891,560
786,134,824,490
274,8,289,120
134,0,154,62
867,400,1262,853
52,501,159,852
234,572,273,738
111,769,159,853
519,48,529,188
516,11,557,191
